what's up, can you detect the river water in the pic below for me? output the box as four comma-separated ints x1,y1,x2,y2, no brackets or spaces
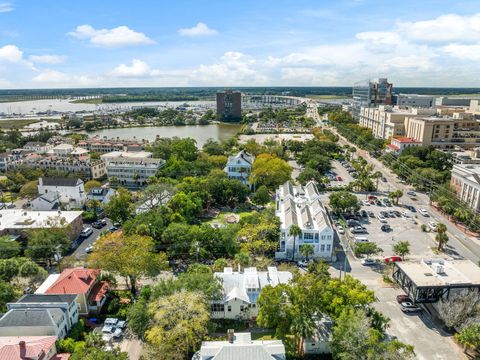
79,123,242,147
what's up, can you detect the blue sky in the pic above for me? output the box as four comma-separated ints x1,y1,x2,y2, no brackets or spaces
1,0,480,88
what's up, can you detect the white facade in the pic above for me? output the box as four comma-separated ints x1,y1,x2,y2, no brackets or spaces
275,181,334,260
195,331,285,360
450,164,480,211
386,137,422,155
104,155,165,188
224,150,255,186
394,94,435,107
38,177,86,210
211,267,292,320
23,142,53,154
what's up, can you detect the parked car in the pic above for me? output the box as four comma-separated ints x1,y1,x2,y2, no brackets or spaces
384,256,402,263
368,211,375,218
388,210,395,217
108,226,118,232
337,226,345,235
360,210,368,217
362,200,370,206
336,176,343,181
361,258,376,266
401,211,411,218
350,226,367,234
396,294,412,303
104,318,119,327
377,215,387,223
354,236,369,243
407,205,416,212
428,221,437,232
80,227,93,238
92,219,107,229
393,210,401,217
419,208,429,217
407,190,416,196
400,302,421,313
85,245,94,253
101,326,122,341
381,177,387,182
381,224,392,232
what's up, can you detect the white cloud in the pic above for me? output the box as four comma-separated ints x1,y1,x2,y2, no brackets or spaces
443,43,480,61
32,69,69,83
178,22,218,37
190,51,267,85
0,44,23,62
110,59,160,77
0,2,13,13
29,54,66,64
398,13,480,43
68,24,155,48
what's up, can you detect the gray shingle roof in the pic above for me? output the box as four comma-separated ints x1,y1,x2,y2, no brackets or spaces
0,308,65,327
17,294,77,304
40,177,81,187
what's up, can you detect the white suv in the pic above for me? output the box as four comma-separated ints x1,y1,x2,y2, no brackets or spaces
419,208,429,217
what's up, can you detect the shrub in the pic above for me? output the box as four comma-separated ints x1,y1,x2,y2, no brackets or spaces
82,211,97,223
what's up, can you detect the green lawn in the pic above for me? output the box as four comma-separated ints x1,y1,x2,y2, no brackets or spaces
205,209,257,225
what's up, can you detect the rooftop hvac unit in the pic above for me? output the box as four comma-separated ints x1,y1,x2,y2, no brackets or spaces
433,264,444,274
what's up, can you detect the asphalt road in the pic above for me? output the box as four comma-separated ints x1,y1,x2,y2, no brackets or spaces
72,218,112,259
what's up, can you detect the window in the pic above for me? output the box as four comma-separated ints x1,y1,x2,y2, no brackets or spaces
320,245,325,252
326,244,331,252
211,304,225,312
315,233,319,239
304,233,314,240
227,305,232,312
240,305,244,311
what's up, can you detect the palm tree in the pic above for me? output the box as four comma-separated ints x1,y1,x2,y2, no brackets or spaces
234,252,250,271
300,244,314,261
289,225,302,261
371,171,383,191
291,313,316,356
435,223,449,252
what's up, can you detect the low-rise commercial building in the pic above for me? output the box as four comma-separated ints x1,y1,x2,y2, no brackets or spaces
386,137,422,155
392,94,435,107
450,164,480,211
0,209,83,240
211,267,292,320
194,330,285,360
224,150,255,186
449,147,480,165
393,258,480,303
275,181,334,260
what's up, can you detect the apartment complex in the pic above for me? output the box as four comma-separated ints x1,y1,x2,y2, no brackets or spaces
352,78,393,119
359,106,437,139
216,90,242,121
450,164,480,211
275,181,334,260
77,137,145,153
104,154,165,188
211,267,292,320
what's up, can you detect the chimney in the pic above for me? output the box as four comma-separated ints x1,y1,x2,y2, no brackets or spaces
227,329,235,344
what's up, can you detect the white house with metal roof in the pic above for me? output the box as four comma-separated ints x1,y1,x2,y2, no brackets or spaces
193,330,285,360
37,177,86,210
211,267,292,320
275,181,334,261
224,150,255,186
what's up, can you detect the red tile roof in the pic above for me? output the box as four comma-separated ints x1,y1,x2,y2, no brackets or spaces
45,268,100,295
392,137,421,143
0,336,56,360
52,353,71,360
88,281,109,302
386,144,400,150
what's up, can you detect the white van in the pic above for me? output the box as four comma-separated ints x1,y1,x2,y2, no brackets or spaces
80,227,93,237
354,236,369,243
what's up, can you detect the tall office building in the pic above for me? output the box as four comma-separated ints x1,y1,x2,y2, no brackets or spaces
216,90,242,121
352,78,393,119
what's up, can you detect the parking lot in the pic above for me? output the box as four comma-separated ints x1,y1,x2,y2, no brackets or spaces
327,160,354,187
324,193,439,261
